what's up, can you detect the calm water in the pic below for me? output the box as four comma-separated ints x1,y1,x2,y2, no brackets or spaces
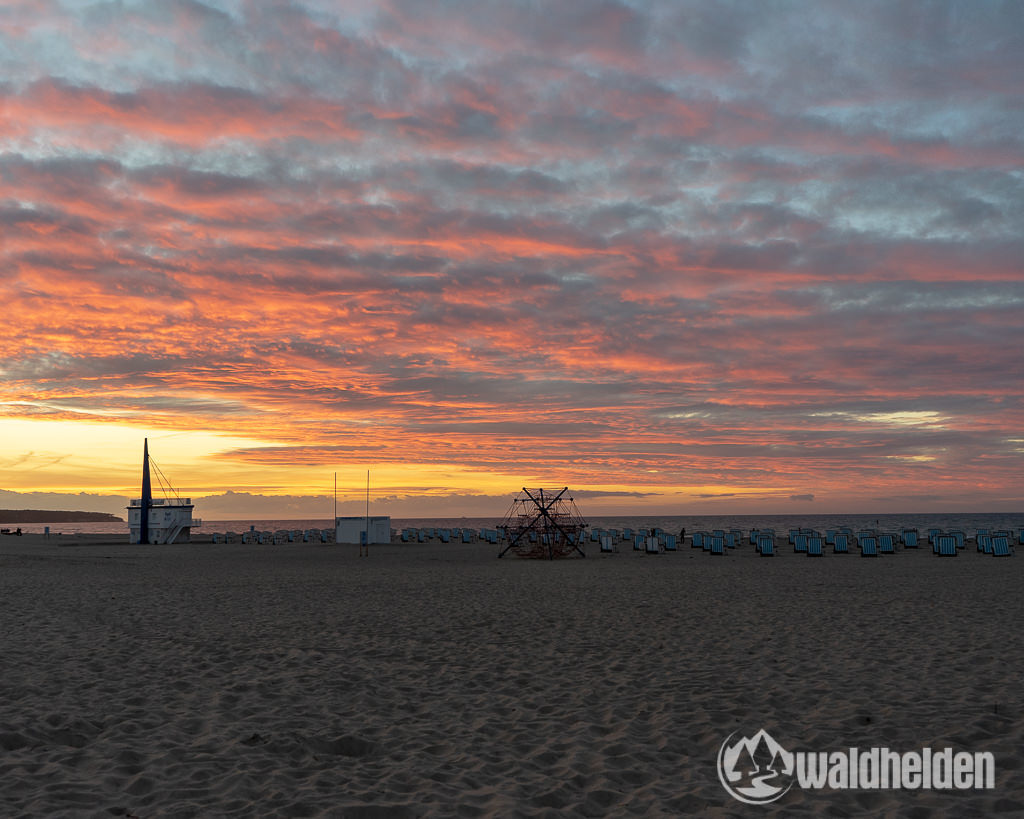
10,512,1023,538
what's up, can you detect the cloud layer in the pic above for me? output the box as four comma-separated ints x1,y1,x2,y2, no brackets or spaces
1,1,1022,514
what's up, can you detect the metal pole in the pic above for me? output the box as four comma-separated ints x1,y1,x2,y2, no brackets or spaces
364,469,370,556
140,438,151,545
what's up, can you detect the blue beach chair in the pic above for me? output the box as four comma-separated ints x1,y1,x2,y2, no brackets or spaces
794,534,808,553
710,536,725,555
879,534,895,553
807,536,823,557
757,534,774,556
833,533,850,554
992,536,1012,557
860,537,878,557
935,535,957,556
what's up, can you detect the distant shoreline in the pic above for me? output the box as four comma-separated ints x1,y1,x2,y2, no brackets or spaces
0,510,125,524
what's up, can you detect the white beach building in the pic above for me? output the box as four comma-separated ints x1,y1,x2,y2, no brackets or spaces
128,497,199,545
335,516,391,545
127,438,201,544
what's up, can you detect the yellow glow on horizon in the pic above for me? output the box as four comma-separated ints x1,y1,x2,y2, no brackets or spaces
0,418,272,494
0,417,561,502
2,418,831,515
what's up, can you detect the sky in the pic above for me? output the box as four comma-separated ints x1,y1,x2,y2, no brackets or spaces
1,0,1023,519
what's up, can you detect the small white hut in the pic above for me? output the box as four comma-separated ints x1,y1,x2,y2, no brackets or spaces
336,516,391,545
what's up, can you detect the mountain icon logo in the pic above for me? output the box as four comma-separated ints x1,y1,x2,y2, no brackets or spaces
717,729,795,804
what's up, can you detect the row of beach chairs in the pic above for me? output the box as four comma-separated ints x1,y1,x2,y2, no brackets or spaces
685,525,1016,558
207,524,1017,558
211,529,337,544
595,527,679,554
400,526,481,543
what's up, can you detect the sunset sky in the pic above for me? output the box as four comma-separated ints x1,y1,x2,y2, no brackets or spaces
2,0,1022,519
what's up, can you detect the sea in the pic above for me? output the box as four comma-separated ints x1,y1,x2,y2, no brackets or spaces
10,512,1023,538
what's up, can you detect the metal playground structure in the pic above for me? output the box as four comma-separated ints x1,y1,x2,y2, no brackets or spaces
497,487,588,559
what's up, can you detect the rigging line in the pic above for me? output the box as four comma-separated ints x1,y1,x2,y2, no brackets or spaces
148,455,182,501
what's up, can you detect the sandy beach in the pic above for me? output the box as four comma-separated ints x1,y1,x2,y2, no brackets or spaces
1,532,1022,817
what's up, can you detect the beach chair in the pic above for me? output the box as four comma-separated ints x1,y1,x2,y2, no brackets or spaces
645,536,660,554
977,534,992,554
806,536,824,556
950,531,966,549
663,534,677,551
992,536,1012,557
878,534,895,553
709,536,725,555
902,529,919,547
692,532,705,549
600,534,614,553
794,534,808,553
833,533,849,553
757,534,774,556
935,535,958,556
860,536,878,557
825,530,836,545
